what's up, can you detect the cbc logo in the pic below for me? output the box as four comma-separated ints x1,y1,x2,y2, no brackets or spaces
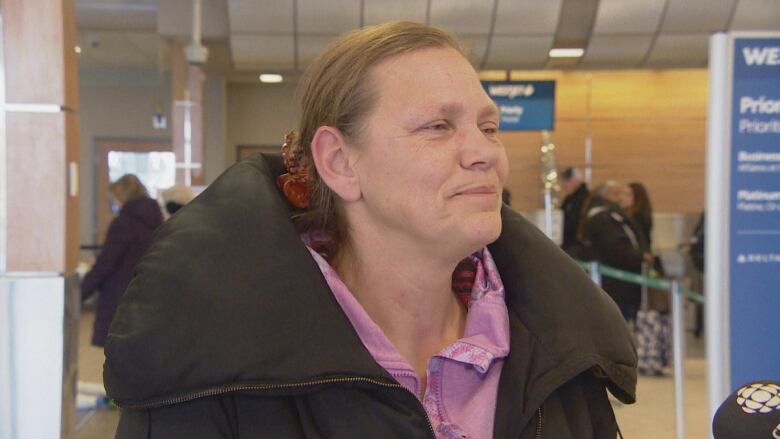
736,383,780,414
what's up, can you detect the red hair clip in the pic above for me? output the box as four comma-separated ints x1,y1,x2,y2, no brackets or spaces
276,131,311,209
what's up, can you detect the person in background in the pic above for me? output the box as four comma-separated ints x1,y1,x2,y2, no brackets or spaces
689,212,705,337
579,181,652,322
81,174,162,347
689,212,705,274
159,183,195,219
622,182,670,375
559,167,589,255
625,182,653,249
104,22,635,438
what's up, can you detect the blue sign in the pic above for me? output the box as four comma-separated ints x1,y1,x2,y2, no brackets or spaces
482,81,555,131
729,37,780,386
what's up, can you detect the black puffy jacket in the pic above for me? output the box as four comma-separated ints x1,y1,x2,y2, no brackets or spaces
105,154,637,438
583,201,647,319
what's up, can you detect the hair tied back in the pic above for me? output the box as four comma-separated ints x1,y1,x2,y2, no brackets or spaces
276,131,312,209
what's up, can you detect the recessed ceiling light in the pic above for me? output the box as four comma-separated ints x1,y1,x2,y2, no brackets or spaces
549,48,584,58
74,46,82,54
259,74,283,83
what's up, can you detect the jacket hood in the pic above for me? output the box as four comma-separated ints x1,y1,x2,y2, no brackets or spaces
104,154,636,413
120,197,163,230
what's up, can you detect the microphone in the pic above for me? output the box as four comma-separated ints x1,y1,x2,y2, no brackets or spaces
712,381,780,438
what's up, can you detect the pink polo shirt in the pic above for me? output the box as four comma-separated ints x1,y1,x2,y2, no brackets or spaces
305,244,511,439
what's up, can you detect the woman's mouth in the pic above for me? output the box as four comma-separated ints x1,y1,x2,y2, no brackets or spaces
455,185,497,196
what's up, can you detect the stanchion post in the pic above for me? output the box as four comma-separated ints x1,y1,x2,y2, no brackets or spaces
671,280,687,439
588,261,601,286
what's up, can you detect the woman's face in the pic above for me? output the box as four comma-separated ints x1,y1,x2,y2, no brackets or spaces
348,46,508,257
619,185,634,209
110,196,123,214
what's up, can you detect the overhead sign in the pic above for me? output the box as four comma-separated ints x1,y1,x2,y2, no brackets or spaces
706,33,780,416
482,80,555,131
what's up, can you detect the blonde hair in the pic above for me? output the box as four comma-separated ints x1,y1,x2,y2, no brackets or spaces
110,174,149,204
292,21,467,250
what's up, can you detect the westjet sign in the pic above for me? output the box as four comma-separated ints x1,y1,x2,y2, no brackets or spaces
742,46,780,66
482,80,555,131
735,38,780,79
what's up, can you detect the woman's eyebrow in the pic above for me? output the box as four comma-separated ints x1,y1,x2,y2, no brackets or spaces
435,102,499,118
401,103,461,126
403,102,499,126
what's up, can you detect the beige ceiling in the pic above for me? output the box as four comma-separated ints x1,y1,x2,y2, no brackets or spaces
75,0,780,78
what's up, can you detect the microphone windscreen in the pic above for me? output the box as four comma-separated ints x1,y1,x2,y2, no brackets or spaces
712,381,780,438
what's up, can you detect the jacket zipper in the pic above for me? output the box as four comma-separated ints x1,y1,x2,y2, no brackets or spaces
535,406,543,439
120,376,437,438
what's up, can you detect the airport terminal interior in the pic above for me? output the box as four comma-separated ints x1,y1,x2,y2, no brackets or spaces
2,0,780,438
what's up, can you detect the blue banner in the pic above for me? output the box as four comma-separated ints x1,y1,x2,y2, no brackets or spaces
482,81,555,131
729,37,780,386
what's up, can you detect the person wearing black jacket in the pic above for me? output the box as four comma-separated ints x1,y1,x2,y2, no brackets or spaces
559,167,589,255
105,22,636,438
81,174,162,347
580,182,650,322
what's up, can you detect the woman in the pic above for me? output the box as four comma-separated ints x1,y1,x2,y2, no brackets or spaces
578,181,650,322
81,174,162,347
625,182,653,248
623,182,670,375
106,22,636,438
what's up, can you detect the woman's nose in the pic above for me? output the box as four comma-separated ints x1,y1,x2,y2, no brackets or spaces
459,127,502,170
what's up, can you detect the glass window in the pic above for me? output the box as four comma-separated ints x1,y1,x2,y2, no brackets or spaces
107,151,176,199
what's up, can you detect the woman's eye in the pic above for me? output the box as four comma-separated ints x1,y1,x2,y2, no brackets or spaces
425,121,450,131
481,125,498,135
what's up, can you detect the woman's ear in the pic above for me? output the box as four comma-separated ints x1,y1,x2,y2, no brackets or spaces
309,126,361,202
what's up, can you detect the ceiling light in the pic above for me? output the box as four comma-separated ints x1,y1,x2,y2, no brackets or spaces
549,48,584,58
74,46,82,54
259,74,283,83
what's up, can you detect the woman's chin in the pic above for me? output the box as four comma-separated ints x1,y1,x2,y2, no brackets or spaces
457,214,503,253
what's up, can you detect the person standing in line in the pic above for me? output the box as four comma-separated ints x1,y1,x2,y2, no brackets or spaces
689,212,705,338
580,181,651,322
625,182,653,249
81,174,163,347
623,182,670,375
559,167,589,256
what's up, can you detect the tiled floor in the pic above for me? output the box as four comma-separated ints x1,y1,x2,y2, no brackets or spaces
75,309,711,438
75,308,119,439
615,358,710,438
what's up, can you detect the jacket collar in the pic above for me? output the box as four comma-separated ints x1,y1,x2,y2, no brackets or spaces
104,153,636,421
105,153,391,407
489,206,637,437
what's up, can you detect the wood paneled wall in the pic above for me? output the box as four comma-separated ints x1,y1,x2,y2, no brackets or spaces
3,0,80,272
3,0,78,107
497,69,707,213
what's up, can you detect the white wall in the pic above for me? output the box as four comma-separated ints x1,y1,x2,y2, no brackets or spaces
79,69,171,245
204,74,228,184
78,69,227,245
226,82,298,164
